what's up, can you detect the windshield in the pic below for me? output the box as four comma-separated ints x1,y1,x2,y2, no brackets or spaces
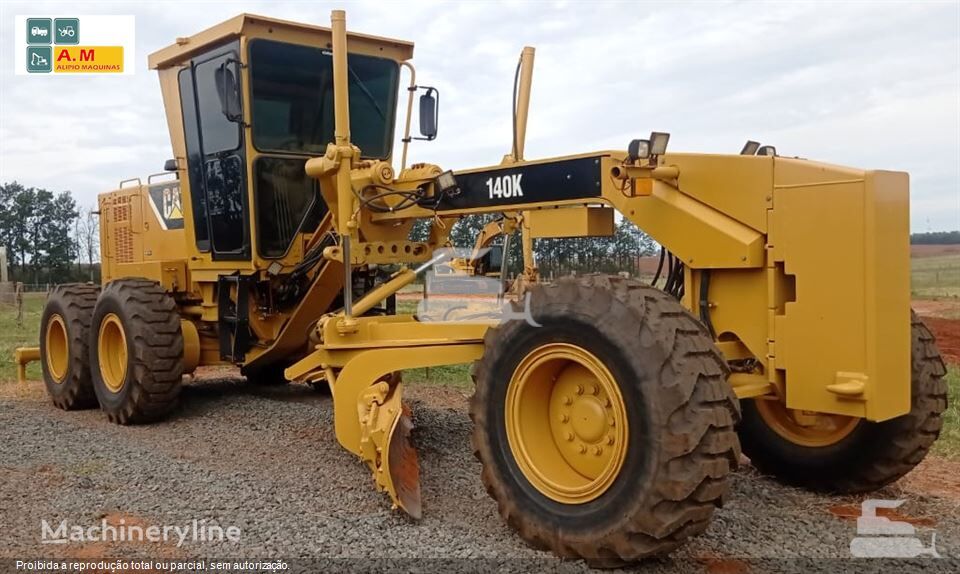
249,39,399,158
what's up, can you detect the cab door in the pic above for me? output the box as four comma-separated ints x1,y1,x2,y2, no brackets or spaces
177,40,250,260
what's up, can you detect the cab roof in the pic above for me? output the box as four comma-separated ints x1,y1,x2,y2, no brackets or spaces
148,13,415,69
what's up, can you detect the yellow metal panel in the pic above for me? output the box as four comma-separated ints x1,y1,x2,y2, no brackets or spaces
110,261,187,292
728,373,774,399
148,13,414,69
773,156,865,186
707,269,768,366
319,314,491,350
771,162,910,421
611,177,766,269
773,180,866,418
328,344,484,455
863,170,911,420
660,153,774,233
526,207,614,239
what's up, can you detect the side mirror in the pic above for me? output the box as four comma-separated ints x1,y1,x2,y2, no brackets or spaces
418,87,439,141
163,159,178,172
214,60,242,122
478,245,503,275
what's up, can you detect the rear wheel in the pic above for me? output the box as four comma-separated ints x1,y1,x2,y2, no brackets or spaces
39,284,100,410
90,279,184,424
738,310,948,492
471,275,741,567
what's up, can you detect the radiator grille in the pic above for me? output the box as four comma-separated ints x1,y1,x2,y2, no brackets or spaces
111,198,134,264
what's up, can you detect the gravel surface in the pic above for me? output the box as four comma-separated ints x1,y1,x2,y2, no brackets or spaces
1,371,958,573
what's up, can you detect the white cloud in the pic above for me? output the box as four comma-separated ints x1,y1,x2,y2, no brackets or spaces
0,0,957,230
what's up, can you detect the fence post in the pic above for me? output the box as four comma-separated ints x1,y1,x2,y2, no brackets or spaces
15,282,23,327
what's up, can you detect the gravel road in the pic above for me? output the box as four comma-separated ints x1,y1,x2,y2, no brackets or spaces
1,370,958,573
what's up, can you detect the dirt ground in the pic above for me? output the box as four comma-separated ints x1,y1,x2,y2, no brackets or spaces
912,244,960,258
2,268,958,571
2,372,959,573
915,299,960,364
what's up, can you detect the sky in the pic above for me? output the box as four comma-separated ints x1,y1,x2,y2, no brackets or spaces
1,0,958,231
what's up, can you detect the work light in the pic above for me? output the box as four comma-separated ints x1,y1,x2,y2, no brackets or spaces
757,145,777,157
434,170,460,196
740,141,760,155
627,139,650,162
649,132,670,156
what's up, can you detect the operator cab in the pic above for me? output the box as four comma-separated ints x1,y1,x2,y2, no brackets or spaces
148,14,414,264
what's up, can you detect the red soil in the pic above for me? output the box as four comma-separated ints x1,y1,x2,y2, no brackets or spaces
923,316,960,365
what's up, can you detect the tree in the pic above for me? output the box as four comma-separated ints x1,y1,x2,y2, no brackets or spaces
0,182,33,274
407,217,431,243
911,231,960,245
0,181,80,283
75,205,100,282
42,191,79,280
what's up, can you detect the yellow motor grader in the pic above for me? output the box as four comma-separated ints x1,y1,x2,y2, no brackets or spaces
16,10,947,566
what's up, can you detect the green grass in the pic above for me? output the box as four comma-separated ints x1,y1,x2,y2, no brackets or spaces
406,363,473,389
934,366,960,458
0,293,45,381
397,294,471,388
911,254,960,299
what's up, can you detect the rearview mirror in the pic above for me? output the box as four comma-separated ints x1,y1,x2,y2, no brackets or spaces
418,87,439,140
214,60,242,123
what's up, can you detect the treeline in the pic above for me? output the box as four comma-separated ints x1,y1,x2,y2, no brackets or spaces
0,181,100,284
911,231,960,245
412,214,657,278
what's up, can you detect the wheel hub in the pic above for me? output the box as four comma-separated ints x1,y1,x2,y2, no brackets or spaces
754,398,860,447
98,313,128,393
45,314,69,383
569,396,606,443
506,343,628,504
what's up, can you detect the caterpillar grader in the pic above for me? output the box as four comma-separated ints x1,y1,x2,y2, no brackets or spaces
16,10,947,566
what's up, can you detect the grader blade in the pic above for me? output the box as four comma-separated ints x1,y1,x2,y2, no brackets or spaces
386,405,422,519
358,380,422,518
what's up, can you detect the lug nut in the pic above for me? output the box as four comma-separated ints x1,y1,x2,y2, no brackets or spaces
576,384,584,395
578,444,587,454
563,395,572,405
608,418,615,427
594,446,603,456
591,385,599,395
565,432,574,442
560,413,570,423
607,435,615,445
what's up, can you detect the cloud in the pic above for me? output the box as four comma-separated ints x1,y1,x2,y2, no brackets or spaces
0,0,957,230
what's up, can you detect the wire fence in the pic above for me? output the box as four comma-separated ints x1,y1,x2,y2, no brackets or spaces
0,282,27,327
17,283,58,294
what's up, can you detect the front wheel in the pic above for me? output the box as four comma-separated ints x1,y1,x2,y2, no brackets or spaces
470,275,741,567
738,310,948,492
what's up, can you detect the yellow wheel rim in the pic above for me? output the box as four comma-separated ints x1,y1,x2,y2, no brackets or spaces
754,398,860,447
505,343,628,504
45,314,69,383
97,313,128,393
